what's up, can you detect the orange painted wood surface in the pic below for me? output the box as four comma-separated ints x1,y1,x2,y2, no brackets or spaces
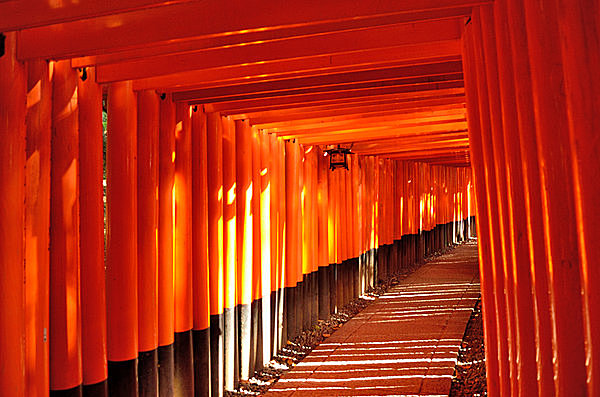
137,90,160,351
0,32,27,397
24,59,52,396
158,94,176,345
78,66,108,383
106,80,138,362
50,60,82,389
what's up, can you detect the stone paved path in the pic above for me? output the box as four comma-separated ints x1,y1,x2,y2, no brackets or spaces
265,241,480,397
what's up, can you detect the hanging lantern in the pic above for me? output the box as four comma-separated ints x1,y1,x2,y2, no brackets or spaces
326,144,353,171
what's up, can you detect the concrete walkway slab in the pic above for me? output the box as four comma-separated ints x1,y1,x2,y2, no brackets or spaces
265,241,480,397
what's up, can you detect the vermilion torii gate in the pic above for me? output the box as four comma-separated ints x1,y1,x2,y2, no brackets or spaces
0,1,598,397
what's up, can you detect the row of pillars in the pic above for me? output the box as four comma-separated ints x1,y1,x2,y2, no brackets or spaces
0,32,475,397
463,1,600,396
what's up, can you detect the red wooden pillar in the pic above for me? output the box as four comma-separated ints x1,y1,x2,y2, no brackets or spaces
554,0,600,394
258,130,272,367
269,134,282,354
471,10,513,396
106,80,138,396
158,94,176,396
0,31,27,397
222,115,238,390
504,1,555,394
296,144,305,326
522,0,587,394
50,60,83,395
285,141,300,337
479,7,520,395
78,66,108,394
191,107,211,396
493,2,539,395
206,112,225,397
274,136,286,350
334,166,345,309
24,59,52,397
136,89,160,397
174,103,194,397
251,126,263,371
235,119,253,380
317,148,330,317
462,23,501,397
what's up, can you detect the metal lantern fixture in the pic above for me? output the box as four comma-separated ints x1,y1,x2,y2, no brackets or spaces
326,144,353,171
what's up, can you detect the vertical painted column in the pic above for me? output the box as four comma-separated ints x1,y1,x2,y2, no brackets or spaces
285,141,299,337
352,155,361,296
207,112,224,397
463,24,500,397
296,144,305,330
137,90,160,397
106,80,138,397
158,94,176,396
50,60,83,396
310,150,320,318
479,8,519,395
78,67,108,396
24,58,52,397
0,31,27,397
522,0,587,394
377,159,386,280
269,134,281,355
400,162,409,268
191,107,211,396
251,126,263,372
493,2,539,395
346,157,356,297
554,0,600,394
327,164,338,314
301,147,312,329
334,168,344,310
235,119,253,381
222,116,238,390
471,10,511,395
317,149,330,318
504,2,555,394
275,137,286,348
258,130,272,368
174,103,194,397
300,148,309,328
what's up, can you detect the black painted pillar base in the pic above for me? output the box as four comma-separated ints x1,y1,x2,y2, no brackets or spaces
193,328,211,397
158,344,175,397
311,270,319,325
108,358,138,397
300,275,310,331
139,349,158,397
329,264,337,314
284,285,297,340
275,287,285,351
51,385,83,397
252,297,264,373
336,262,345,309
83,380,108,397
174,330,194,397
352,258,360,299
238,301,252,380
208,314,223,397
223,306,238,391
318,266,330,318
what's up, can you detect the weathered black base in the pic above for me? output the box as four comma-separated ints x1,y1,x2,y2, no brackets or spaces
193,328,211,397
138,349,158,397
108,358,137,397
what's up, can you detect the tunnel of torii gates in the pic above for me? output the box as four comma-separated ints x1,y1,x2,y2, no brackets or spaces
0,0,599,397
